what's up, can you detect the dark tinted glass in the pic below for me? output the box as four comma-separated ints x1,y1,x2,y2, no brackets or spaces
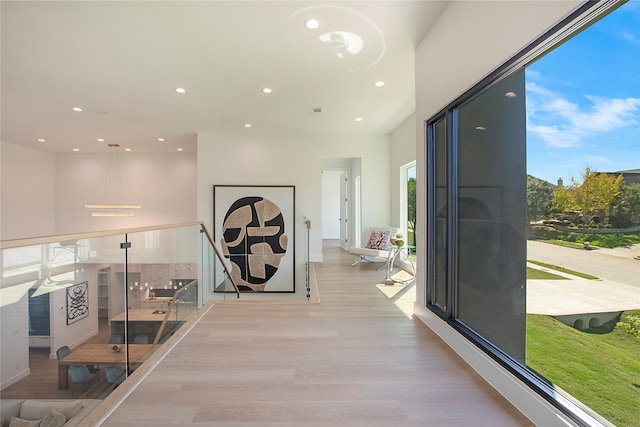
456,69,528,361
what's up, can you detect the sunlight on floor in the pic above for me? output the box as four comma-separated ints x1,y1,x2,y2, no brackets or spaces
393,282,416,319
373,269,416,319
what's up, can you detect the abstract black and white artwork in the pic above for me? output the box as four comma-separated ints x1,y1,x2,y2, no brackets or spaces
214,185,295,292
66,281,89,325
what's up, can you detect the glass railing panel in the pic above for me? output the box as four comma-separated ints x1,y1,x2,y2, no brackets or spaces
199,225,239,301
152,279,199,345
79,233,129,393
2,244,42,278
0,233,129,403
121,225,201,360
0,222,236,416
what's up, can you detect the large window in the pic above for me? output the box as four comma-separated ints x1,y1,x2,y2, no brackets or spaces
427,70,527,360
456,69,527,362
425,1,639,425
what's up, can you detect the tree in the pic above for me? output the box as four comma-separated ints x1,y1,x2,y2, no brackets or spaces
551,185,572,214
407,177,416,246
573,167,623,223
527,175,554,221
610,183,640,227
551,166,623,225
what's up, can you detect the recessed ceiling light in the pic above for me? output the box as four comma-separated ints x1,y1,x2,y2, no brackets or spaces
125,148,131,152
355,117,363,122
374,81,385,87
177,148,183,152
475,126,486,131
72,107,82,112
73,148,80,152
244,123,252,128
175,87,186,94
262,87,272,94
97,138,105,142
505,91,517,98
158,138,165,142
37,138,45,142
305,19,320,30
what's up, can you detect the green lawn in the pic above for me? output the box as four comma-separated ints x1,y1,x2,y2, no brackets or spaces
527,311,640,426
526,266,567,280
527,260,599,280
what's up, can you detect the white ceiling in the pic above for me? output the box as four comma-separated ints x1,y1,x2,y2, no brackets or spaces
1,1,447,154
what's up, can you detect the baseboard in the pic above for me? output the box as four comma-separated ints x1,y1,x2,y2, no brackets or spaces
1,368,30,390
309,254,323,263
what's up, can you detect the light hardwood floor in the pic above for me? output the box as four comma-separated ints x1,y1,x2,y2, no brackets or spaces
100,241,533,426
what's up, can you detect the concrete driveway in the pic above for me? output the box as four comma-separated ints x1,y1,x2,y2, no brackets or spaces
526,241,640,316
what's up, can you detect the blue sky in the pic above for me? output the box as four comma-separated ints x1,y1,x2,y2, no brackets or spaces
526,1,640,185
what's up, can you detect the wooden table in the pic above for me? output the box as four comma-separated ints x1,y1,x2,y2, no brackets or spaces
110,309,180,341
58,343,153,389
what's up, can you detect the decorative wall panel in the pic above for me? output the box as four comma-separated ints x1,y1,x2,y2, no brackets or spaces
66,281,89,325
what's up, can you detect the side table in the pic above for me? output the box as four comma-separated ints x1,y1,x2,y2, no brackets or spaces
384,245,416,285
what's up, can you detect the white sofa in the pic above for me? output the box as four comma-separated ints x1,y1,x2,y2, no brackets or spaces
1,399,101,427
348,227,399,266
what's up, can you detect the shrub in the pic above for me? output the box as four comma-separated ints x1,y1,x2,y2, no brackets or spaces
616,314,640,338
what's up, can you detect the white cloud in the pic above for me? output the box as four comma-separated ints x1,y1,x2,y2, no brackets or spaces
526,69,542,81
621,31,640,46
527,83,640,148
578,96,640,131
582,155,613,165
527,124,580,148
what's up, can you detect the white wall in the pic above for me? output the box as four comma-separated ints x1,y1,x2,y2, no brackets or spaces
390,114,416,230
0,146,197,240
197,131,391,299
0,268,98,387
1,141,56,240
54,152,197,235
349,158,363,247
48,269,99,359
0,281,31,389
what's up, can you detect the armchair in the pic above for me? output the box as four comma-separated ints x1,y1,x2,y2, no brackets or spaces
348,227,399,267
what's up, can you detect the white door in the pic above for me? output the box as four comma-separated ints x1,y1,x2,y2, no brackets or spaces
321,171,341,239
339,172,348,249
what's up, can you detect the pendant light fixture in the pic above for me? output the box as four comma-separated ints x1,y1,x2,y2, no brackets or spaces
84,144,141,217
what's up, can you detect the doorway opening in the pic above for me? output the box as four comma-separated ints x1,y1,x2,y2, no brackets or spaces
321,158,361,251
